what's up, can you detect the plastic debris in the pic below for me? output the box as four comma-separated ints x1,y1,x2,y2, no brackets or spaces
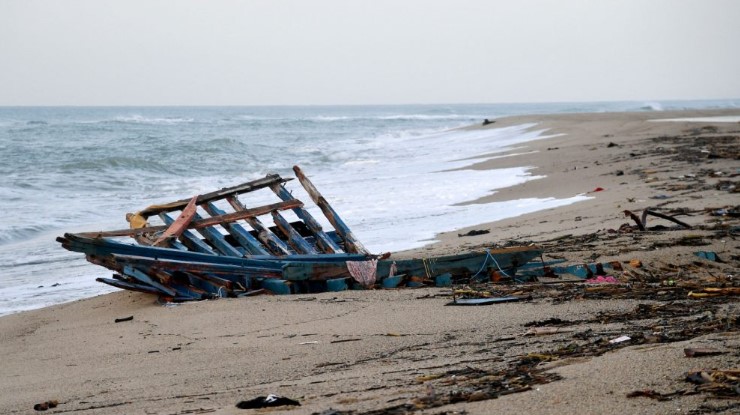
609,335,631,344
236,394,300,409
684,347,725,358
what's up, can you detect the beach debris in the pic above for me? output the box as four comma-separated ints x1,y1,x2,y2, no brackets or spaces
33,400,59,411
481,118,495,126
446,296,522,306
57,166,542,302
523,317,572,327
114,316,133,323
623,208,692,231
584,276,619,284
626,389,679,401
685,369,740,399
236,394,300,409
694,251,722,262
458,229,490,237
524,327,573,336
330,338,362,344
688,287,740,298
683,347,725,358
608,335,631,344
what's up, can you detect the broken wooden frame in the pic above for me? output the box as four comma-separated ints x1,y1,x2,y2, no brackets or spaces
58,166,543,300
623,209,692,231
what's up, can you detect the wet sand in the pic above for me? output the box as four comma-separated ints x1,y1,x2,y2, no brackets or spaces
1,109,738,414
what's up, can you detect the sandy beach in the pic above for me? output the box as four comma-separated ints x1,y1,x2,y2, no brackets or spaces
1,109,738,414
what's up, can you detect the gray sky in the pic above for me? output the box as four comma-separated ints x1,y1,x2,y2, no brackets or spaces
1,0,739,106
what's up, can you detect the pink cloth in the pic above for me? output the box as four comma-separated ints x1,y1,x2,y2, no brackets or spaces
346,259,378,287
585,275,619,284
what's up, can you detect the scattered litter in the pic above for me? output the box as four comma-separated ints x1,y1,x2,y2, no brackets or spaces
626,389,676,401
458,229,490,237
114,316,133,323
446,296,523,306
688,287,740,298
694,251,722,262
330,338,362,344
684,369,740,399
609,335,631,344
524,327,573,336
623,209,692,231
33,400,59,411
683,347,725,358
236,394,300,409
584,276,619,284
299,341,319,345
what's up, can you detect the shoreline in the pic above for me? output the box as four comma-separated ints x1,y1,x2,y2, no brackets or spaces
1,108,738,414
407,108,740,257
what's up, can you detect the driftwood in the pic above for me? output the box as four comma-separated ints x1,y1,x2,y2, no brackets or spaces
623,209,692,231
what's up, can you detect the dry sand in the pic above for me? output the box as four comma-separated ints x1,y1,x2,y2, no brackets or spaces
1,109,738,414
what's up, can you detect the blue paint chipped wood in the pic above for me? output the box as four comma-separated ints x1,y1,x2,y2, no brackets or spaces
325,278,349,292
260,279,293,295
381,275,404,288
434,273,452,287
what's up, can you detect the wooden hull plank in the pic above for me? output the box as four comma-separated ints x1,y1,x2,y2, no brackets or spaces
293,165,368,255
137,174,289,217
271,211,317,254
226,196,292,256
270,183,341,254
160,213,216,255
191,212,244,257
203,202,270,256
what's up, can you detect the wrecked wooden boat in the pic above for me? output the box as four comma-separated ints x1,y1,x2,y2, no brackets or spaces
57,166,543,301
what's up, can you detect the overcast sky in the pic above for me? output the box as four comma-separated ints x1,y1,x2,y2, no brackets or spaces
1,0,739,106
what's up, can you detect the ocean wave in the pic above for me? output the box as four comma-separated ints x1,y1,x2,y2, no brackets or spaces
59,157,173,174
639,102,664,111
112,115,195,125
0,224,53,245
229,114,483,123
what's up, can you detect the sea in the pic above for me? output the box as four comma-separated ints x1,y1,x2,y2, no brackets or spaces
0,100,737,316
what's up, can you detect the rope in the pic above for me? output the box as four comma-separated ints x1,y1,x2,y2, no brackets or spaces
469,249,514,282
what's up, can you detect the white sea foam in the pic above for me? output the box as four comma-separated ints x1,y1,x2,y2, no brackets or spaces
113,115,195,124
651,115,740,123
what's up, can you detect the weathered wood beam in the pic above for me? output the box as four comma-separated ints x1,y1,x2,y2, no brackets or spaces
226,196,292,256
269,182,341,254
136,174,290,217
292,165,369,255
271,211,317,255
78,200,302,238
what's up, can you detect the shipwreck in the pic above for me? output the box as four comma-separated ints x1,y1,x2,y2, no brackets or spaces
57,166,543,301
